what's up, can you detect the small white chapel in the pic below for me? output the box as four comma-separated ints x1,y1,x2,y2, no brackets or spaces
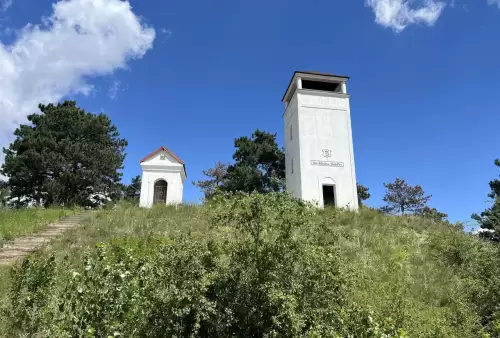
139,146,186,207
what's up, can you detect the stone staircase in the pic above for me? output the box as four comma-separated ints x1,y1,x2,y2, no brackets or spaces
0,212,92,267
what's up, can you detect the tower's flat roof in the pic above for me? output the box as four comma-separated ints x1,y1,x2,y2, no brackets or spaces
293,70,350,78
282,71,349,102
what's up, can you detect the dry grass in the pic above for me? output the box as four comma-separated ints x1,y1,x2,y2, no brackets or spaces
0,208,76,246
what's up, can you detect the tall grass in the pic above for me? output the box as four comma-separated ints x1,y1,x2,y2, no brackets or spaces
0,208,77,331
0,208,76,245
1,196,500,337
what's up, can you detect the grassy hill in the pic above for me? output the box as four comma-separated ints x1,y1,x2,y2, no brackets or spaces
1,193,500,337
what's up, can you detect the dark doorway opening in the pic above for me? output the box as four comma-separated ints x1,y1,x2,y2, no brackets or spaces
322,185,336,207
153,180,168,204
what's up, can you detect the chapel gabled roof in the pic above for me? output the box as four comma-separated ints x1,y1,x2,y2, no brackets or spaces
139,146,187,177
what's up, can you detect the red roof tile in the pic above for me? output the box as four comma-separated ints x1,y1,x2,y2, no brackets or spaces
140,146,184,164
140,146,187,177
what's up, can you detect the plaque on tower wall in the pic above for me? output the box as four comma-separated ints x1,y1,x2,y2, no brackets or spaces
310,160,344,167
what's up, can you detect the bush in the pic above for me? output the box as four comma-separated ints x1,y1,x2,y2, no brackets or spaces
5,192,406,337
8,193,500,337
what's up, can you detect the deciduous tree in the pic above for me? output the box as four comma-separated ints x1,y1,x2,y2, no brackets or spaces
472,159,500,242
192,161,228,200
381,178,431,215
1,101,127,207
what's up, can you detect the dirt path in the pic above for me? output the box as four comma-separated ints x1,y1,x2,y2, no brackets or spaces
0,212,92,266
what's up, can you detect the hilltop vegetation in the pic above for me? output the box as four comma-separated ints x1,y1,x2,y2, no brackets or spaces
2,101,500,336
2,193,500,337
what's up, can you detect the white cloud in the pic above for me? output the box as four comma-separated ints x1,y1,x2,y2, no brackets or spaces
159,28,172,42
1,0,12,12
0,0,155,167
108,80,121,100
366,0,445,32
488,0,500,8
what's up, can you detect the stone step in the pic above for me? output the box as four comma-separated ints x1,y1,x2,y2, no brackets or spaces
60,219,87,222
0,258,20,266
0,211,92,267
1,246,38,253
36,230,67,236
47,223,80,228
61,213,87,219
10,236,53,243
0,249,32,259
6,242,51,250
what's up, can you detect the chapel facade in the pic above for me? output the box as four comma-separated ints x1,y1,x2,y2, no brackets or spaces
139,146,186,207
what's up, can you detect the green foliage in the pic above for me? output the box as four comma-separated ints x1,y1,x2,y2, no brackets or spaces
417,206,448,222
192,161,228,200
357,183,371,207
382,178,432,215
124,175,141,202
213,130,285,194
472,159,500,242
1,100,127,208
0,180,9,207
4,194,406,337
4,195,500,337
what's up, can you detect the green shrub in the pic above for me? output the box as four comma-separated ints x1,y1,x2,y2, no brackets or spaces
5,193,406,337
6,193,500,337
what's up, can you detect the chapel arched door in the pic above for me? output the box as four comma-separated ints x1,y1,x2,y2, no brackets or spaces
153,180,168,204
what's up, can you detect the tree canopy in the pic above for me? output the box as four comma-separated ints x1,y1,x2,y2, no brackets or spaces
381,178,432,215
356,184,370,207
192,161,228,200
472,159,500,242
194,130,285,196
223,130,285,193
0,180,9,207
124,175,142,202
418,206,448,222
1,101,127,207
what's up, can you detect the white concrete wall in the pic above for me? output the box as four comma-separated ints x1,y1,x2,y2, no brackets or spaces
139,170,184,207
285,88,358,210
139,150,185,208
284,94,302,199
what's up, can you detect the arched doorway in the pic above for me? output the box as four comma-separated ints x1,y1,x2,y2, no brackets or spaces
153,180,168,204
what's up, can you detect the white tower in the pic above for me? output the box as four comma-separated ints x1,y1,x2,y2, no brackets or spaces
282,71,358,210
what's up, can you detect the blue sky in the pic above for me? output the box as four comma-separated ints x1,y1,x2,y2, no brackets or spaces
1,0,499,226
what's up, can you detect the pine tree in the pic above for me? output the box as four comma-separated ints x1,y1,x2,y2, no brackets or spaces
357,184,371,207
221,130,285,194
472,159,500,242
1,101,127,207
381,178,432,215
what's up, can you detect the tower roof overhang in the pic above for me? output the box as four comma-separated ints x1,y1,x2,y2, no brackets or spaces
282,71,350,104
